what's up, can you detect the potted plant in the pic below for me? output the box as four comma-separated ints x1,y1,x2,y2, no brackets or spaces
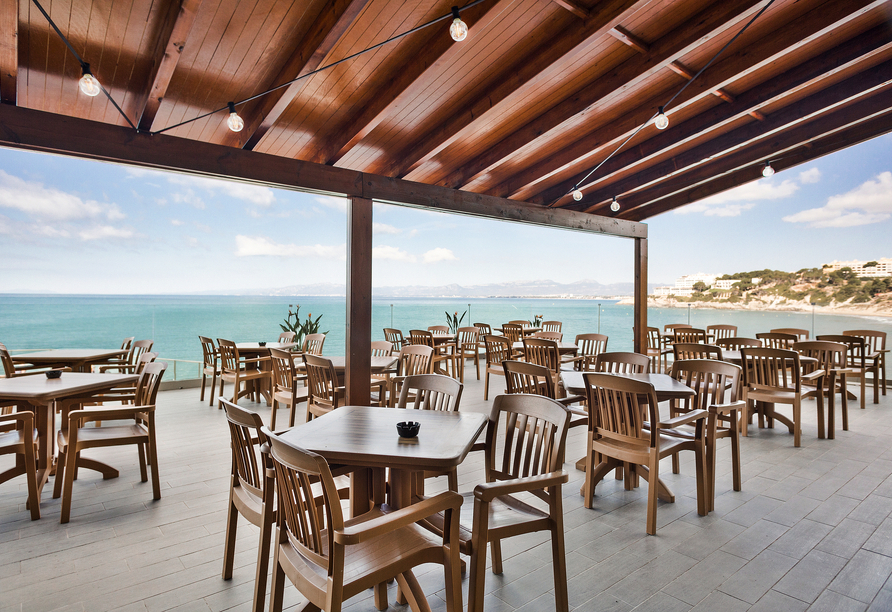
281,304,329,349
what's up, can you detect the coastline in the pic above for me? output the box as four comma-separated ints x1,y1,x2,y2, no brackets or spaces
616,296,892,319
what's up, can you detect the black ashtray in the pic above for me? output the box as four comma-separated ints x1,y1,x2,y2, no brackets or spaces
396,421,420,438
258,341,267,347
45,370,62,379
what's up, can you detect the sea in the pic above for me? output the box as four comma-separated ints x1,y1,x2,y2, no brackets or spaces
2,294,890,380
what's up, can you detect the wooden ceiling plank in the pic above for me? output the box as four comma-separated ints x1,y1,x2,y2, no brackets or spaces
437,0,770,190
135,0,203,132
609,25,649,53
240,0,373,151
552,0,590,20
377,0,651,178
0,102,646,239
624,101,892,220
0,0,16,104
528,0,885,206
308,0,499,166
578,58,892,211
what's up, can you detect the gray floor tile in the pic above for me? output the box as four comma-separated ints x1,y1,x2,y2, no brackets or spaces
748,589,809,612
829,550,892,603
774,549,849,604
718,549,798,604
808,590,868,612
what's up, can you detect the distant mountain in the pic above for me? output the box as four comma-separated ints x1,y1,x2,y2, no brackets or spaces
253,279,662,298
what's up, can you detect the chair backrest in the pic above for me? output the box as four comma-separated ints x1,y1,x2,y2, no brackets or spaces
533,330,563,342
673,328,707,344
135,351,158,375
396,344,434,376
574,333,608,370
396,373,463,411
815,335,864,368
670,359,741,409
594,351,648,373
664,323,692,333
673,343,723,361
456,327,479,350
756,332,798,349
128,339,154,366
794,341,848,389
716,337,761,351
269,348,297,393
0,343,15,377
135,361,167,406
303,354,340,418
199,336,217,369
221,399,269,499
542,321,562,332
474,323,493,336
217,339,240,372
120,336,135,351
428,325,449,335
502,360,555,398
278,331,295,343
508,320,529,326
484,334,511,367
302,333,325,355
383,328,406,348
644,327,662,351
501,323,524,345
740,347,801,392
370,340,393,357
484,394,570,485
408,329,435,347
584,372,658,448
706,325,737,341
772,328,809,340
843,329,886,354
523,337,561,375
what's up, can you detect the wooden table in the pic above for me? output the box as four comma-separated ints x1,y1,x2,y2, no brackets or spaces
562,371,696,401
11,349,128,373
497,326,540,336
235,342,297,405
0,372,138,492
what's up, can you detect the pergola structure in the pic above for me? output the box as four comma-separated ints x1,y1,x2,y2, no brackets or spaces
1,0,890,403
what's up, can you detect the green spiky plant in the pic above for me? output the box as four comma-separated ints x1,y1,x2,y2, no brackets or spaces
281,304,329,349
445,309,467,333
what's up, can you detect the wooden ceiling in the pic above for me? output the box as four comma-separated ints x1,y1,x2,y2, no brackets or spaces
2,0,891,222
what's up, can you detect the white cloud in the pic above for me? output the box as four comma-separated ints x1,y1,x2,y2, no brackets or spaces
170,219,184,226
0,170,125,221
171,189,206,209
234,235,346,259
702,202,757,217
675,177,799,217
373,222,401,235
165,174,276,207
798,168,821,184
31,225,70,238
314,196,347,212
373,245,416,262
423,248,457,264
783,171,892,228
79,225,134,240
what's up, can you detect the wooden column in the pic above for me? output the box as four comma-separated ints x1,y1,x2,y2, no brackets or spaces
346,196,372,406
633,237,647,354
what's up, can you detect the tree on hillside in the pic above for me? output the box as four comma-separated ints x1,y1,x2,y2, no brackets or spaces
693,281,708,292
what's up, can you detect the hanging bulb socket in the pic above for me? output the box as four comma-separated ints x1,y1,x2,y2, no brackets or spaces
78,64,102,97
227,102,244,133
610,196,620,212
762,161,775,177
571,188,583,201
449,6,468,41
654,107,669,130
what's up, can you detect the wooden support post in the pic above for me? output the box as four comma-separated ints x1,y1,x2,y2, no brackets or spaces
634,237,647,354
346,197,373,406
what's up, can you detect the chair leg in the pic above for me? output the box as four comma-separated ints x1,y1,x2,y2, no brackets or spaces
550,495,569,612
270,398,278,430
269,542,286,612
24,439,40,520
137,442,148,482
491,539,503,574
730,411,741,493
252,496,275,612
53,445,66,499
200,373,207,401
210,371,217,407
646,452,659,535
148,428,161,500
484,371,490,401
60,438,79,523
793,398,801,447
222,488,238,580
468,502,489,612
695,438,707,517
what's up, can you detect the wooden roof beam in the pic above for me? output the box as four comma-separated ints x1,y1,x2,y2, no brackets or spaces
581,59,892,213
624,101,892,220
134,0,203,132
0,0,17,105
435,0,770,190
609,26,650,53
375,0,651,178
552,0,591,20
525,0,886,206
238,0,372,151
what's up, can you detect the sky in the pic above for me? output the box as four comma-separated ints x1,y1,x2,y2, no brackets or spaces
0,131,890,294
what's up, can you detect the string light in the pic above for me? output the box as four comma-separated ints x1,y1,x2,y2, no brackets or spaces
610,196,620,212
654,107,669,130
226,102,244,132
78,64,101,97
572,188,583,201
449,6,468,41
762,161,775,177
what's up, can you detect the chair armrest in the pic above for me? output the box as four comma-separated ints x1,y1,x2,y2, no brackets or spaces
709,401,744,416
802,369,824,382
335,491,463,545
0,411,33,427
474,471,568,502
68,405,155,423
241,356,269,365
657,408,708,429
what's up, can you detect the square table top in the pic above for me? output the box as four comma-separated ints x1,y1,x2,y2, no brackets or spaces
562,371,695,401
278,406,487,471
0,372,139,403
11,348,128,363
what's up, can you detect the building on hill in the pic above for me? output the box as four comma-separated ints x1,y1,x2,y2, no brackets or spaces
654,273,718,297
823,258,892,278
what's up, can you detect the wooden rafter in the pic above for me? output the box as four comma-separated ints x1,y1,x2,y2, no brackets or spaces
552,0,591,20
0,0,16,105
374,0,650,178
434,0,770,190
135,0,203,132
239,0,372,151
609,26,650,53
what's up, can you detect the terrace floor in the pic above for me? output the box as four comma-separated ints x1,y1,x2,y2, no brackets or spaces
2,369,892,612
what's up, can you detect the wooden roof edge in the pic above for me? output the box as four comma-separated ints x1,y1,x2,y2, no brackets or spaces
0,104,645,240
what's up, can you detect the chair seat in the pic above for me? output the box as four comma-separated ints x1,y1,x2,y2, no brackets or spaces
59,423,148,446
0,428,35,448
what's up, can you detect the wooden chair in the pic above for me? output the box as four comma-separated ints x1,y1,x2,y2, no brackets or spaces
0,342,51,377
542,321,562,332
772,328,809,341
533,330,563,342
501,323,525,350
473,323,493,336
428,325,450,335
455,326,481,382
582,372,708,534
369,340,394,407
303,354,344,421
199,336,221,406
523,337,583,403
277,331,295,343
262,428,464,612
217,339,270,406
384,328,407,349
409,329,456,378
819,334,874,409
0,411,41,520
757,332,798,349
389,344,435,406
220,400,275,612
98,339,153,374
664,323,692,333
91,336,135,371
706,324,737,342
483,334,511,400
508,319,529,326
569,333,608,371
844,329,887,399
53,361,167,523
269,348,308,428
302,333,326,356
594,351,649,374
716,337,762,351
739,347,824,447
503,359,587,431
644,327,670,373
673,343,723,361
673,328,708,344
795,340,851,434
421,394,571,612
669,359,743,511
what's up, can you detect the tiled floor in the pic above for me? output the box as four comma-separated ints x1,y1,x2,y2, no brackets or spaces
1,370,891,611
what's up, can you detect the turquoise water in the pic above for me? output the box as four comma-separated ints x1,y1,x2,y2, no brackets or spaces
1,295,889,379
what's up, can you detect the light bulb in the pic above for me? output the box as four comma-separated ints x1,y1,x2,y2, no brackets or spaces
610,197,620,212
654,107,669,130
572,189,583,201
78,66,101,97
762,161,775,177
449,7,468,41
227,102,244,132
